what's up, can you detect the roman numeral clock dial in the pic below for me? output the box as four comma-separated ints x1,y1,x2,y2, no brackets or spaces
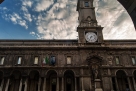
85,32,98,42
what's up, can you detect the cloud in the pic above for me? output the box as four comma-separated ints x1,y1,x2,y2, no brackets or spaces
9,13,28,29
0,0,135,39
30,31,35,35
94,0,136,39
21,6,32,22
35,0,54,12
32,0,136,39
32,0,78,39
24,13,32,22
22,0,33,7
2,7,8,10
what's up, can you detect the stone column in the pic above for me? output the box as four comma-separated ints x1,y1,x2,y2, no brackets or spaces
5,79,10,91
38,78,41,91
81,77,85,91
75,77,77,91
89,76,92,90
132,77,136,91
24,78,28,91
43,77,46,91
19,79,22,91
110,77,114,91
115,77,119,91
61,77,64,91
57,77,59,91
81,69,85,91
0,79,4,91
127,77,132,91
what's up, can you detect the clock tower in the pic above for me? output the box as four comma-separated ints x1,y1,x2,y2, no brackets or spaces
77,0,103,43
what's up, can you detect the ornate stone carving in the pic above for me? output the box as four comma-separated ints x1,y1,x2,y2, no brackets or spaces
58,70,63,77
102,69,108,75
107,55,113,65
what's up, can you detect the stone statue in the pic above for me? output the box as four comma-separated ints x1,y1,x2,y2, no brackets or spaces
92,65,98,80
108,56,113,65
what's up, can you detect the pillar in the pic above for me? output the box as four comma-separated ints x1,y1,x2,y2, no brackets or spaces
75,77,77,91
19,79,22,91
127,77,132,91
61,77,64,91
5,79,10,91
38,78,41,91
109,77,114,91
0,79,4,91
132,77,136,91
57,77,59,91
81,77,85,91
43,77,46,91
115,77,119,91
81,69,85,91
24,78,28,91
89,77,92,90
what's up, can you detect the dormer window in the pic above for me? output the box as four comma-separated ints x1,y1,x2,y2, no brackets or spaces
34,57,38,64
18,57,22,64
84,2,89,7
0,57,4,65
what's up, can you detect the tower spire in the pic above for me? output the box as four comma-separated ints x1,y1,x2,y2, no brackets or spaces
77,0,97,27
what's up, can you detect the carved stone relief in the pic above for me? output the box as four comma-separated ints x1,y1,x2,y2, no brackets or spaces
107,55,113,65
102,69,108,76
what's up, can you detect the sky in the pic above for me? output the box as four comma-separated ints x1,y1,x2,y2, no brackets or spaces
0,0,136,40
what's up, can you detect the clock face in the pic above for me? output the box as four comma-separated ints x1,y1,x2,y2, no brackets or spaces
85,32,98,42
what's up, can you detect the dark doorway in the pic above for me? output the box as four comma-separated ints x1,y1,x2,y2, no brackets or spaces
46,70,57,91
116,70,130,91
64,70,75,91
51,78,56,91
28,70,39,91
66,77,72,91
52,84,56,91
66,84,71,91
8,70,21,91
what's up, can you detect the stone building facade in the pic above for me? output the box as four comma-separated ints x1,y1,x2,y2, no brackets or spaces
0,40,136,91
0,0,136,91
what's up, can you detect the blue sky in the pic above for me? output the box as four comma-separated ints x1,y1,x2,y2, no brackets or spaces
0,0,136,39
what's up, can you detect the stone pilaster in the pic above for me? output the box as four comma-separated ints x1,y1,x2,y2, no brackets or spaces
115,77,119,91
0,79,4,91
5,79,10,91
43,77,46,91
24,79,28,91
75,77,77,91
132,77,136,91
61,77,64,91
57,77,59,91
19,79,22,91
38,78,41,91
127,77,132,91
